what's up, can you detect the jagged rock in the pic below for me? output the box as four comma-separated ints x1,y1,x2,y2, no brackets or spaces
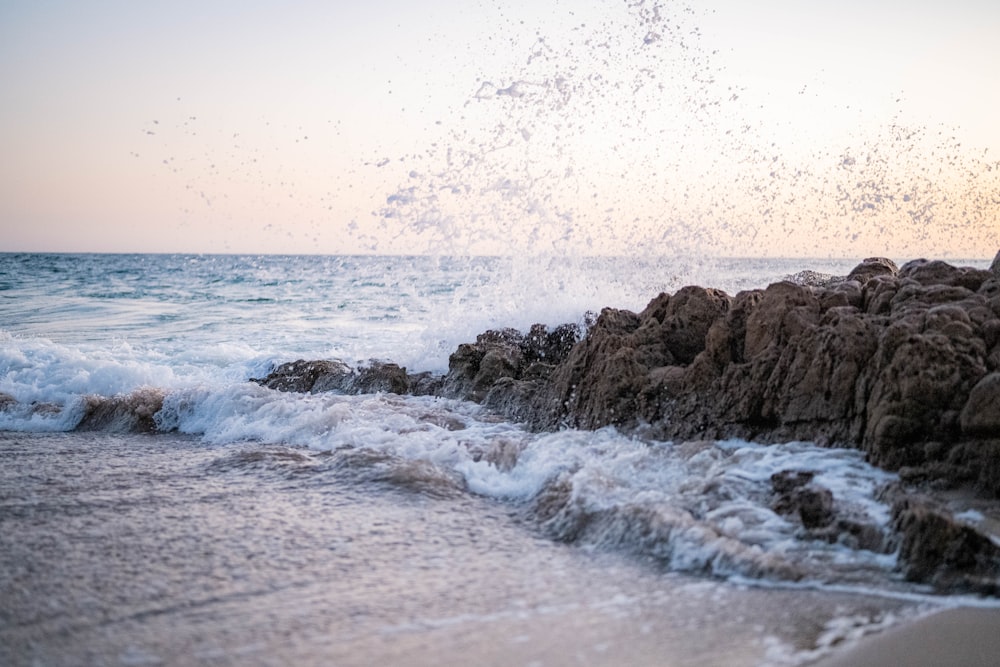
0,392,15,411
438,323,581,403
991,250,1000,277
771,470,889,550
743,281,820,359
523,323,580,364
660,286,732,364
408,371,444,396
440,330,525,402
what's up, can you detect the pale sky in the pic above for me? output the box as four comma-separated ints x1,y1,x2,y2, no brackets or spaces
1,0,998,257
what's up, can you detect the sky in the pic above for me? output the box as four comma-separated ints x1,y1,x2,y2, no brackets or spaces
1,0,998,258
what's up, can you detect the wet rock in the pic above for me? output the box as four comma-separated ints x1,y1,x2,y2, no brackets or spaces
254,358,412,395
254,359,353,393
408,371,444,397
785,269,842,287
353,361,409,394
77,388,165,433
523,322,581,365
30,402,62,416
0,392,15,411
892,494,1000,594
441,331,524,402
439,324,581,403
771,470,835,529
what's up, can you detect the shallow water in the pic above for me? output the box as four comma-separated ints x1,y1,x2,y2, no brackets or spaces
1,431,924,667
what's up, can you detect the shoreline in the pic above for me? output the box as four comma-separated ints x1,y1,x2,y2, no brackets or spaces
813,606,1000,667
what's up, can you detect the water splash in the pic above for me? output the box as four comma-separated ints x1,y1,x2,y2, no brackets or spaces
371,1,999,259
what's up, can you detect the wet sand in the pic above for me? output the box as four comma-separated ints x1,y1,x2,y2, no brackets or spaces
813,607,1000,667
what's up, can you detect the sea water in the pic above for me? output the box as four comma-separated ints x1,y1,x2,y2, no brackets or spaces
1,252,995,666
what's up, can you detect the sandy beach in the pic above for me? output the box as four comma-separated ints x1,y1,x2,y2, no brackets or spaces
814,607,1000,667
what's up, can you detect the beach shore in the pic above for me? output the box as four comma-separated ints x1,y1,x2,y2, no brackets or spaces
813,607,1000,667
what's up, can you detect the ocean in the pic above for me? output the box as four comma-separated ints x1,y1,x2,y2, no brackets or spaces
1,252,996,666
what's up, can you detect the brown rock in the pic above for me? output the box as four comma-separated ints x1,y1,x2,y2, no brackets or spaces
354,361,409,394
743,281,820,358
862,274,901,315
847,256,899,283
899,259,992,291
441,329,524,402
865,330,987,468
761,306,878,443
659,286,732,364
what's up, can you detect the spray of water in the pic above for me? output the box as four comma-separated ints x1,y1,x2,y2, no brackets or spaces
371,1,999,260
138,2,997,262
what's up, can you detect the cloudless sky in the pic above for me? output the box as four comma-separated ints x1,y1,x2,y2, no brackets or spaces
2,0,998,257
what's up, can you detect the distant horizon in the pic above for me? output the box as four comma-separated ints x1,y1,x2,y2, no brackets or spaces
1,249,995,263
